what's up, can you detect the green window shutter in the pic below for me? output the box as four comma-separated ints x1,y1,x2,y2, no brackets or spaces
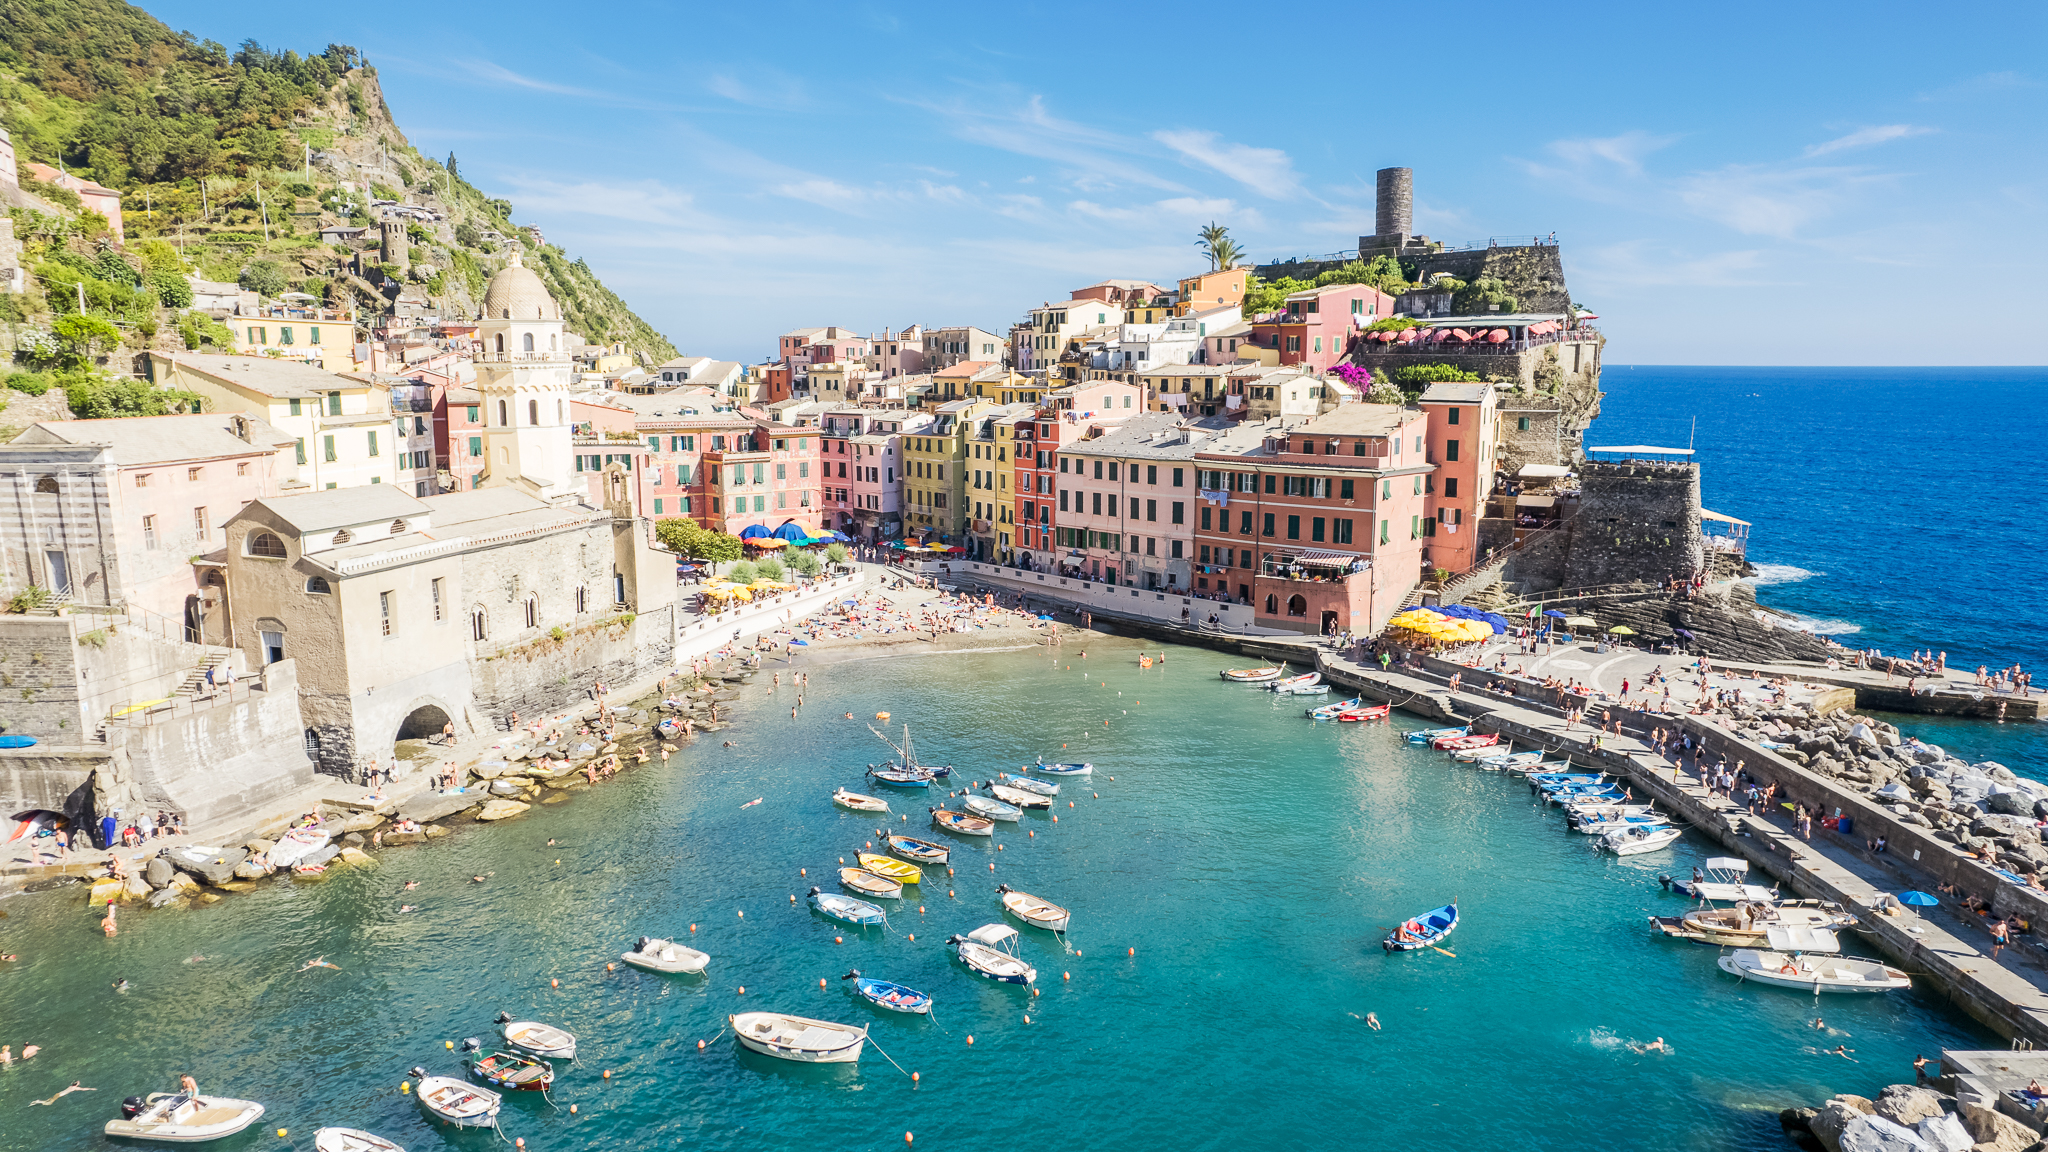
469,436,482,457
367,431,379,457
323,435,336,462
295,439,306,465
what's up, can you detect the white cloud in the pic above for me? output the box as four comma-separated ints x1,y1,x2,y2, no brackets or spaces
1542,131,1679,177
910,93,1187,193
1573,240,1772,289
1803,124,1932,157
495,176,709,227
1917,71,2039,101
1674,164,1891,239
450,59,683,112
706,70,809,111
1152,130,1300,198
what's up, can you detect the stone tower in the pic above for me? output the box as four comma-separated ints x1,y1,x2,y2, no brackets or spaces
379,215,408,268
474,253,578,503
1375,167,1412,243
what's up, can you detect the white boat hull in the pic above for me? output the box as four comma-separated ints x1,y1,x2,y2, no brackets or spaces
1718,951,1910,993
104,1095,264,1143
413,1077,500,1127
622,938,710,974
314,1128,406,1152
501,1020,577,1060
1001,889,1071,932
1601,826,1682,855
730,1012,867,1063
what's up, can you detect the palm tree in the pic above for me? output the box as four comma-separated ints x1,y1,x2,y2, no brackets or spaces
1196,222,1234,270
1207,236,1245,272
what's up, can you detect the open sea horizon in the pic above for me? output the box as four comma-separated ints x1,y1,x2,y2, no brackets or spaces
1596,365,2047,773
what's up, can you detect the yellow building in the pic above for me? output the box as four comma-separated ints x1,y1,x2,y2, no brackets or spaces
899,397,996,543
964,402,1034,562
230,306,358,371
147,352,398,491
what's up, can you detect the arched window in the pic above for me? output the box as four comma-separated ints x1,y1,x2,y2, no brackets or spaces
524,595,538,628
332,528,353,545
304,729,321,755
247,532,287,558
390,519,408,535
1287,594,1307,618
471,610,488,641
34,476,58,493
1263,593,1278,616
522,332,534,352
550,334,557,351
529,399,539,426
498,399,509,426
494,333,505,354
304,576,332,594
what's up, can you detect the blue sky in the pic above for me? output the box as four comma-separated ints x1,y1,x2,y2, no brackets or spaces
151,1,2047,366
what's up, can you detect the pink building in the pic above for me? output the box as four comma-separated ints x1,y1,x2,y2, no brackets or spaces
0,414,297,640
1415,381,1499,575
702,421,825,538
1190,404,1431,636
1251,284,1395,371
865,326,926,378
820,408,927,540
24,162,123,241
635,413,756,523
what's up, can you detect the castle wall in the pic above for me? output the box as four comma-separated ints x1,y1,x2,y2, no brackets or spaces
1564,461,1704,588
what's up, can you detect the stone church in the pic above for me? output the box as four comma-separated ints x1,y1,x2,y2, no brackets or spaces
220,261,676,777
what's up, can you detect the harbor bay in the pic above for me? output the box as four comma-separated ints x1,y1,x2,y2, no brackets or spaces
0,637,1993,1151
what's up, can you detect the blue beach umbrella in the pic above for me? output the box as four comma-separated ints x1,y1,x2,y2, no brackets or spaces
1543,609,1567,619
774,521,809,541
739,524,771,539
1897,891,1940,907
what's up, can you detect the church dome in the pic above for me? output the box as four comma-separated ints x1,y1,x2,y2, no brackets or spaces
482,252,560,321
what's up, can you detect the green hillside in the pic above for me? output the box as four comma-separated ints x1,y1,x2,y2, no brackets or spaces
0,0,676,394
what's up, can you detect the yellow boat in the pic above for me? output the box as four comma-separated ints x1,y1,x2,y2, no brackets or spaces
857,853,921,884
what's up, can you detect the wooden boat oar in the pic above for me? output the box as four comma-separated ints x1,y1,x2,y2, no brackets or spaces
1432,946,1457,958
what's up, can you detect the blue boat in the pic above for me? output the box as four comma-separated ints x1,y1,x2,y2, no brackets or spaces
1384,903,1458,953
1405,727,1466,744
809,887,886,927
1307,697,1361,719
868,766,933,788
885,834,950,865
1032,759,1093,776
841,970,931,1014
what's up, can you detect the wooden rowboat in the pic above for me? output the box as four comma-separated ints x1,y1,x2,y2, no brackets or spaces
930,807,994,837
464,1044,553,1091
886,834,949,864
314,1128,405,1152
809,887,887,926
988,784,1051,810
730,1011,867,1063
1384,903,1458,953
962,795,1021,822
412,1075,499,1128
997,774,1059,797
998,884,1071,932
856,853,923,883
495,1013,576,1060
839,867,904,899
1220,666,1283,682
833,788,890,813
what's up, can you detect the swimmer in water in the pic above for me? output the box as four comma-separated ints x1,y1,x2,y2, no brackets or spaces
1831,1045,1857,1061
404,880,419,890
1810,1017,1825,1030
399,905,417,913
183,954,206,964
111,979,131,991
298,957,341,972
1629,1037,1669,1054
28,1081,92,1105
1366,1012,1381,1031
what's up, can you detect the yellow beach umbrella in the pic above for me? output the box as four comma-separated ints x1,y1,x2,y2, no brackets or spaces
1608,625,1636,635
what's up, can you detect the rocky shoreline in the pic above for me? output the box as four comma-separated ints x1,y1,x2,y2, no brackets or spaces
1783,1081,2044,1152
45,654,769,912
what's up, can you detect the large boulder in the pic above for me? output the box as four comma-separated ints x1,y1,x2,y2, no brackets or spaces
120,873,151,902
166,844,246,889
340,811,384,834
1972,814,2036,842
1876,1086,1949,1127
244,838,276,855
471,761,507,780
398,789,487,824
1837,1115,1929,1152
1959,1102,2038,1152
476,799,531,822
337,846,377,869
1815,1097,1880,1152
1915,1113,1970,1152
234,858,271,880
142,857,174,889
1988,791,2034,817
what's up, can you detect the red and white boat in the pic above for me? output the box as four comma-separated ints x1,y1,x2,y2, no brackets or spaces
1336,704,1391,722
1432,733,1499,751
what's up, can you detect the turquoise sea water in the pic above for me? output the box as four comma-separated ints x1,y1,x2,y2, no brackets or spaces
1597,366,2048,777
0,639,1993,1151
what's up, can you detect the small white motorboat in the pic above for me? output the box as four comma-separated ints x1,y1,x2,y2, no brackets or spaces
833,787,890,813
1600,824,1682,856
730,1011,868,1063
314,1128,406,1152
997,774,1059,797
1660,857,1780,904
106,1092,265,1142
621,935,710,974
989,783,1051,809
1268,672,1325,694
1220,665,1283,683
1717,927,1910,993
1676,900,1857,947
998,885,1071,932
962,795,1021,822
949,923,1037,984
495,1012,577,1060
410,1074,500,1128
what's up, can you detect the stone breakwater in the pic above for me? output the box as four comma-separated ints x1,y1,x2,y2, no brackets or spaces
42,655,765,911
1780,1082,2044,1152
